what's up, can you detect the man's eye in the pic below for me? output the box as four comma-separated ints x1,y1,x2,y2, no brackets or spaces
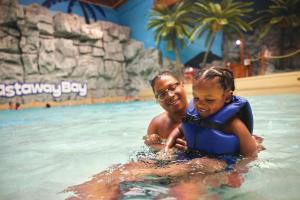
169,82,179,91
169,85,176,91
158,92,166,99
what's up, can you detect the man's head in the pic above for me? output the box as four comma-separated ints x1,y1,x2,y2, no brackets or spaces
151,71,188,114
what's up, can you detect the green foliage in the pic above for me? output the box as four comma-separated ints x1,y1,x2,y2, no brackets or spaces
147,0,194,75
190,0,253,64
147,1,194,51
251,0,300,41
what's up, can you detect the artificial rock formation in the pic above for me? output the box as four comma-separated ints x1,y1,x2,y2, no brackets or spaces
0,0,172,105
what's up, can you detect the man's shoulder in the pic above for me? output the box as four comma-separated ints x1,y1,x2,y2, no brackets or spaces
151,112,169,122
148,112,169,128
147,112,168,135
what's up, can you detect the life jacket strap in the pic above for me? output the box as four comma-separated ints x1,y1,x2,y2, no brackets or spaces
182,115,225,132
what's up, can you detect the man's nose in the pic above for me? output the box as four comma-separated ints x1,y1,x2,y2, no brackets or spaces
166,90,175,98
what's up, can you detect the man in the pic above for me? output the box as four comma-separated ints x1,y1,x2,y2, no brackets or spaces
145,71,188,151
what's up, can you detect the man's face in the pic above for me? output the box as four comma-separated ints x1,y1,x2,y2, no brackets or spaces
153,75,187,114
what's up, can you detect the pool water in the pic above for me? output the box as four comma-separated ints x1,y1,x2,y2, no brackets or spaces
0,94,300,200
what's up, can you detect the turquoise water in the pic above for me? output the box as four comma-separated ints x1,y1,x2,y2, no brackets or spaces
0,95,300,200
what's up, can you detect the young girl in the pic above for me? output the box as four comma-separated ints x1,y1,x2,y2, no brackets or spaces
165,66,257,157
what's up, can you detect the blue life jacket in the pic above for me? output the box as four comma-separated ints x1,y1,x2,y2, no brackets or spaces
182,96,253,156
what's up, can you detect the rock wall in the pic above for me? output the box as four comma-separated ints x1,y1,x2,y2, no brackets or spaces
0,0,172,106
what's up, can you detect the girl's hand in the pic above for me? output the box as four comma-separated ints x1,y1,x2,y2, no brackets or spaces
175,138,188,151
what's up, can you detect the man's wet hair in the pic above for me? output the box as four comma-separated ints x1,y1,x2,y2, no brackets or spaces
150,71,179,93
194,66,235,91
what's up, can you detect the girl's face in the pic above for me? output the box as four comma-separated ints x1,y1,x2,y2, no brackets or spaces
192,77,232,118
153,75,188,114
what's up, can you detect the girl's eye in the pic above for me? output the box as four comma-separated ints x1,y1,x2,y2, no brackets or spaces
206,99,214,103
193,97,199,102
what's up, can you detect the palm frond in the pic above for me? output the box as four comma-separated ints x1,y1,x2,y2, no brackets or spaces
93,5,106,18
67,0,77,13
190,0,253,64
84,3,97,22
79,2,90,24
41,0,106,24
251,0,300,41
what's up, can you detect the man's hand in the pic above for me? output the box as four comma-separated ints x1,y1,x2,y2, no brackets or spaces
143,134,161,145
175,138,188,151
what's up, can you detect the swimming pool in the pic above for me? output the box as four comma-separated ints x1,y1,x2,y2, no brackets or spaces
0,94,300,200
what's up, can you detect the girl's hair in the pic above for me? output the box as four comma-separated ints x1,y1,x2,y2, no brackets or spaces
150,71,179,93
194,66,235,91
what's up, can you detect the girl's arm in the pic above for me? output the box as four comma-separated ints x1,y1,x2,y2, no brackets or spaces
227,117,258,157
165,125,183,151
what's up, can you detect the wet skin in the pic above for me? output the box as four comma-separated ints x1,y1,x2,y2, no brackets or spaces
192,77,257,157
145,75,188,149
192,77,232,119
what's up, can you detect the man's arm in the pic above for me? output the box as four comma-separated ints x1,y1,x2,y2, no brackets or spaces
144,117,165,151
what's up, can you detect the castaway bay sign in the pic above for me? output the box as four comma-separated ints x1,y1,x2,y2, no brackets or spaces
0,81,88,98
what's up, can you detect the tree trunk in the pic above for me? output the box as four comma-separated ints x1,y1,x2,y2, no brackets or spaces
174,48,182,79
202,32,216,67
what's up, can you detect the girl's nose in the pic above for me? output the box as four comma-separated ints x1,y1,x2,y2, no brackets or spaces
195,99,206,106
194,100,207,109
196,103,204,110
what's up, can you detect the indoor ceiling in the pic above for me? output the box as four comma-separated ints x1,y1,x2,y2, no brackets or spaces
79,0,128,9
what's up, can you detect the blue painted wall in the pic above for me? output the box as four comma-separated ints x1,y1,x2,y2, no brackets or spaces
18,0,222,64
116,0,222,63
18,0,119,24
117,0,154,48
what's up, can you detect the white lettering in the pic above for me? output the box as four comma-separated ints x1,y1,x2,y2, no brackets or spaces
43,84,52,93
62,81,71,93
6,85,15,97
21,83,31,95
0,84,5,96
0,81,88,98
71,83,80,93
14,82,22,96
52,84,62,98
79,83,87,96
31,83,44,94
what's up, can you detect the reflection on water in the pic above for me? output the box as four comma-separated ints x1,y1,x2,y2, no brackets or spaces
119,177,171,199
0,95,300,200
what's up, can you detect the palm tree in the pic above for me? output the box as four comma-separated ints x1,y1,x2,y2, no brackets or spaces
190,0,253,65
42,0,106,24
251,0,300,41
147,1,194,77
